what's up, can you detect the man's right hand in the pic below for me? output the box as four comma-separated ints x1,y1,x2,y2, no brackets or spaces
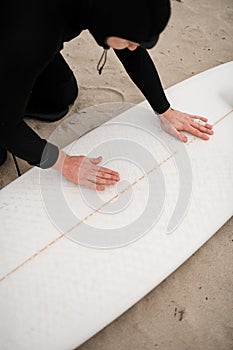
52,151,120,191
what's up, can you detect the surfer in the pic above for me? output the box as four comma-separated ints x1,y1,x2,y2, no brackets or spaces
0,0,213,190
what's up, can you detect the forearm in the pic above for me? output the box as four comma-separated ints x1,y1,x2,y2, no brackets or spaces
0,120,59,168
114,47,170,114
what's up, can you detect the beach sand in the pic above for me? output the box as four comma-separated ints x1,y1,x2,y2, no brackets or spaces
1,0,233,349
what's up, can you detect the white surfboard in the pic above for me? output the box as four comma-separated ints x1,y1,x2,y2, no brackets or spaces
0,61,232,350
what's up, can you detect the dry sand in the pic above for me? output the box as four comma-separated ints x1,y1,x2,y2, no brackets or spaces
1,0,233,349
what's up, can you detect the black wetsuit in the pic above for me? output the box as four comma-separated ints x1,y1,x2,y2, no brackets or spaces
0,0,171,168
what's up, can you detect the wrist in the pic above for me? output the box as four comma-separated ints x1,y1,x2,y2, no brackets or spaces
160,107,174,117
52,151,68,171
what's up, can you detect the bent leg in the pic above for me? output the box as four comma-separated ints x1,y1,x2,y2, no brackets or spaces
0,145,7,166
25,52,78,122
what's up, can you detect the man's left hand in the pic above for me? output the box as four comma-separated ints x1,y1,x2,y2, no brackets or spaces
159,108,214,142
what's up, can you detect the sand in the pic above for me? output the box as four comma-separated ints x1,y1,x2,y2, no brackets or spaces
1,0,233,349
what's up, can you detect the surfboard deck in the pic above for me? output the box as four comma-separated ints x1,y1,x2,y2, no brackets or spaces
0,61,232,350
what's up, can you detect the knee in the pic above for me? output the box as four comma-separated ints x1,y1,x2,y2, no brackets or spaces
56,74,79,109
67,74,79,105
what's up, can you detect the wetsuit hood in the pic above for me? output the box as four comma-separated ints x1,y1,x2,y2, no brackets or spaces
87,0,171,48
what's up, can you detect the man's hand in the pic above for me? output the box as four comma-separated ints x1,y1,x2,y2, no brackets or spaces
52,151,120,191
159,108,214,142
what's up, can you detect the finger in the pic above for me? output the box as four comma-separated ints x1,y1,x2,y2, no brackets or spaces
95,166,120,178
94,177,118,185
190,116,214,130
191,122,214,135
191,115,208,122
84,180,105,191
91,170,120,182
186,125,210,140
204,123,213,129
177,132,188,143
87,173,118,184
191,116,213,129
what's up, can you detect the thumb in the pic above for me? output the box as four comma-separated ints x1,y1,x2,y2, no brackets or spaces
177,132,188,143
90,156,102,164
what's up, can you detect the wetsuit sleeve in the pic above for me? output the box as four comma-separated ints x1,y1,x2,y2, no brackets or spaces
0,50,59,168
0,64,59,168
0,121,59,168
114,47,170,114
0,2,63,168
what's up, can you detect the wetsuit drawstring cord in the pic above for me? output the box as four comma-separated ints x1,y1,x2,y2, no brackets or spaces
11,153,21,177
97,48,108,75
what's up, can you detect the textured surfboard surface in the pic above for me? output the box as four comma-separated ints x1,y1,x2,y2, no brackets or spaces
0,61,232,350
